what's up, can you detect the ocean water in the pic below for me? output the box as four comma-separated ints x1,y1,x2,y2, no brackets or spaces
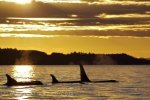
0,65,150,99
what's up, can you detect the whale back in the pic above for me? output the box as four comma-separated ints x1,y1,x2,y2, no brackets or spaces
79,64,91,82
50,74,59,83
5,74,17,86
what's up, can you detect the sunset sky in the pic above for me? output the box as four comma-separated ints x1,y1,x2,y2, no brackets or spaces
0,0,150,58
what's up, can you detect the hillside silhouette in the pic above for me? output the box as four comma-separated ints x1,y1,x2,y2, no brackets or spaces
0,48,150,65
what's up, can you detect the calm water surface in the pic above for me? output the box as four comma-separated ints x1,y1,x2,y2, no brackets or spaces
0,65,150,100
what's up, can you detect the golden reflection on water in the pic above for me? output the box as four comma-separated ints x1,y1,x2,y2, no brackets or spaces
13,65,34,82
14,87,33,100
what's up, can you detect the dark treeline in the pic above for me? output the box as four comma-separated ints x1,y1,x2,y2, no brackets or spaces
0,48,150,65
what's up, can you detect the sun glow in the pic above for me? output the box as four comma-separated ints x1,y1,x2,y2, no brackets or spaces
13,0,32,4
13,65,34,81
0,0,82,4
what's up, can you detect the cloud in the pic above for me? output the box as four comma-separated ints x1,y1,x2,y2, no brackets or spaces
82,0,150,5
0,33,59,38
96,13,150,19
0,1,150,18
0,1,150,38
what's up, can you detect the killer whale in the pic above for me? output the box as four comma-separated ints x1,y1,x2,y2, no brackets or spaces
51,74,80,83
50,64,118,84
4,74,43,86
80,64,91,82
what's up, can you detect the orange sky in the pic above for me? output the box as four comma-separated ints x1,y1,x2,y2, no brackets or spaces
0,36,150,58
0,0,150,58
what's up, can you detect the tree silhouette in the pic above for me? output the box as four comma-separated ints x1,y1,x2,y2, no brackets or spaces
0,48,150,65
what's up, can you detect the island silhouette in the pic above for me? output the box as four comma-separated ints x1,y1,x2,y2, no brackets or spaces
0,48,150,65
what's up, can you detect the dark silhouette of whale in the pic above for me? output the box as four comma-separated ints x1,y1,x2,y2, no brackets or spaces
50,64,118,84
4,74,43,86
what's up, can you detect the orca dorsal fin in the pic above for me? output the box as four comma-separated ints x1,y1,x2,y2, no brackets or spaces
79,64,91,82
5,74,17,85
50,74,59,83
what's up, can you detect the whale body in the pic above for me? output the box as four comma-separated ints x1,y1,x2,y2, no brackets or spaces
4,74,43,86
50,64,118,84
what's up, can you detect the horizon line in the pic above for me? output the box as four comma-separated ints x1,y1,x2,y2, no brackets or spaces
0,48,149,59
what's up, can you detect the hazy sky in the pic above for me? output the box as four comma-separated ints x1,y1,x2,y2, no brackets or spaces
0,0,150,58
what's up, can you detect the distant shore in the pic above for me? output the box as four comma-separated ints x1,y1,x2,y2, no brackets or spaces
0,48,150,65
